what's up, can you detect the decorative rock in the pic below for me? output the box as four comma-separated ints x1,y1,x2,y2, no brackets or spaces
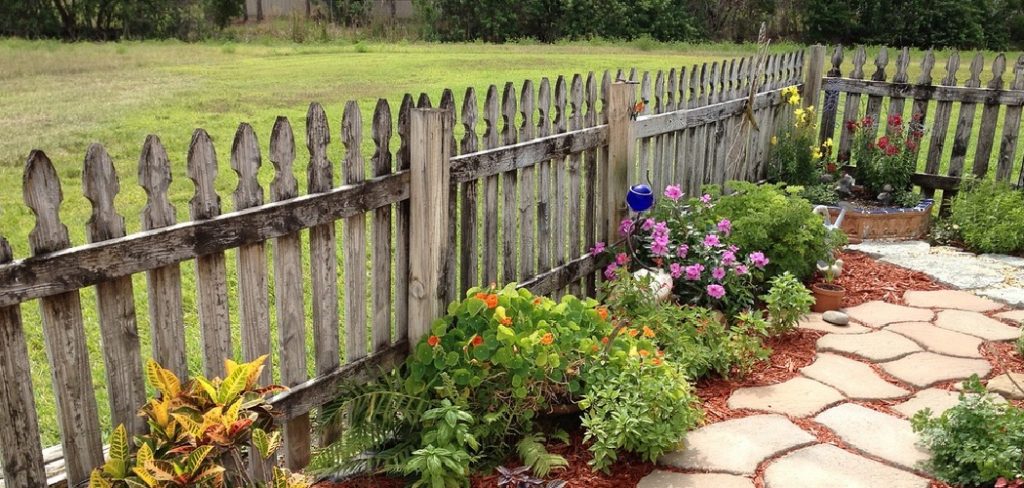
798,313,870,334
848,240,931,258
977,287,1024,308
637,471,754,488
979,253,1024,267
727,377,844,417
885,322,984,358
903,290,1003,312
987,373,1024,399
880,352,992,388
822,310,849,325
881,254,1006,290
658,414,815,475
800,353,909,400
814,403,930,472
844,301,934,327
934,309,1021,341
996,309,1024,324
764,444,929,488
817,330,923,362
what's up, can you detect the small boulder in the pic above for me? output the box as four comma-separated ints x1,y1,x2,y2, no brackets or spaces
822,310,849,326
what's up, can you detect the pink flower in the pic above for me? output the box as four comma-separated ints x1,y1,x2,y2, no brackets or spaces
591,241,606,254
641,218,656,231
676,244,689,258
669,262,683,278
734,264,749,275
727,244,739,253
651,241,668,256
721,251,736,266
703,234,721,247
619,218,634,236
663,184,683,201
652,221,669,237
604,263,618,279
615,252,630,266
712,267,726,281
685,264,704,281
706,284,726,299
717,219,732,236
749,251,769,269
700,194,712,205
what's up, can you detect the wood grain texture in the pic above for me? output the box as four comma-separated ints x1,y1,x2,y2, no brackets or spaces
305,102,340,375
885,47,911,137
818,45,842,143
566,74,583,294
440,89,458,304
949,53,985,178
0,236,48,488
482,85,499,285
371,99,394,352
269,116,311,470
863,47,889,143
342,101,368,362
973,53,1006,177
83,143,146,439
518,80,537,280
583,72,599,296
536,78,552,275
996,55,1024,181
459,88,480,293
552,76,568,278
837,46,867,161
24,150,103,486
923,52,960,190
606,83,634,244
187,129,232,378
501,82,519,283
394,94,413,342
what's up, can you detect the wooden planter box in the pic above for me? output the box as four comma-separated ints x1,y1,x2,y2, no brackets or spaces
826,199,934,241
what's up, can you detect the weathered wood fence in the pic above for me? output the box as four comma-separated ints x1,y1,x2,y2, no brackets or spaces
809,45,1024,210
0,48,804,487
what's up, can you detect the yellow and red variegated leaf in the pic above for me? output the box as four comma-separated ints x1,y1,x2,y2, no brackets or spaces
89,469,112,488
131,464,158,488
244,355,269,389
172,412,204,438
182,445,214,476
195,376,219,402
191,465,226,487
123,478,152,488
145,359,181,398
226,417,254,438
135,442,155,468
217,364,251,406
144,459,177,481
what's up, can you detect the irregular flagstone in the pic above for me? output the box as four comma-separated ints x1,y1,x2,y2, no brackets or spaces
996,309,1024,324
814,403,930,472
893,388,1007,418
800,353,909,400
798,313,870,334
637,471,754,488
979,253,1024,267
817,330,923,362
726,377,844,417
880,253,1005,290
844,301,934,327
885,322,984,358
880,352,992,388
849,240,931,258
934,309,1021,341
658,414,815,475
978,287,1024,308
764,444,929,488
903,290,1003,312
987,373,1024,400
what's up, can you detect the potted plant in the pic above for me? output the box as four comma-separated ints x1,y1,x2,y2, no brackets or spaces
812,254,845,312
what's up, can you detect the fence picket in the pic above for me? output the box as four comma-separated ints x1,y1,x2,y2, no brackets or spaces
440,89,458,303
973,54,1006,177
598,70,611,243
371,99,394,350
306,103,341,373
0,235,48,487
924,52,960,191
689,64,705,194
501,82,519,283
24,151,104,486
459,89,480,292
583,72,599,296
909,49,935,135
996,55,1024,181
949,53,985,178
639,71,652,182
552,76,569,287
567,75,584,294
519,80,537,280
838,46,867,161
819,45,843,143
862,48,890,143
395,95,413,341
674,66,689,188
884,47,911,136
483,86,500,285
536,79,552,274
139,136,187,380
653,70,665,191
187,129,232,378
84,144,147,439
342,101,368,361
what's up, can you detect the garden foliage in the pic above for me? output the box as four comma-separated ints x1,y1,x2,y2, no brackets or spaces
950,178,1024,254
849,114,923,208
768,86,840,205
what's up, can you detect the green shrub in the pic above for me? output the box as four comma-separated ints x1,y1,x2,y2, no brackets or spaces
912,376,1024,486
762,272,814,335
711,181,831,280
951,179,1024,254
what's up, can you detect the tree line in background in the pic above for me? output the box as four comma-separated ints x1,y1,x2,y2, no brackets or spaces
2,0,1024,50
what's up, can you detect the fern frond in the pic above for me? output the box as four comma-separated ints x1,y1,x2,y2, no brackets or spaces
516,434,568,478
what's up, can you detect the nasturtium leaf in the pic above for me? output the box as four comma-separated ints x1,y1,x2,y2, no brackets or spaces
445,352,460,366
415,343,433,363
465,298,486,316
535,354,548,367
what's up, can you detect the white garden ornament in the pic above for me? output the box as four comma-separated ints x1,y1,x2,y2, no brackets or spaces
632,268,674,302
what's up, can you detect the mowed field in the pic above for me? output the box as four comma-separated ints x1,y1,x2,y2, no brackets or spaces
0,38,1019,446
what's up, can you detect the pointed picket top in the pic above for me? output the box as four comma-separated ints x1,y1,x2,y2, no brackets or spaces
372,98,393,177
23,150,70,254
727,59,737,97
501,82,518,146
269,116,297,202
676,66,688,109
966,52,984,88
628,67,638,82
83,143,125,242
850,46,867,79
988,53,1006,90
484,84,500,147
614,68,624,82
891,47,910,83
537,77,551,137
733,59,745,97
230,123,264,211
520,80,535,140
342,100,365,182
306,102,333,193
461,87,479,154
186,129,221,220
640,70,651,108
942,51,960,86
709,61,720,100
917,49,935,85
554,76,568,132
826,45,843,77
139,135,177,229
872,47,888,81
417,92,432,109
570,74,583,130
666,68,677,111
1012,54,1024,91
585,72,598,124
600,70,611,122
397,93,414,171
440,88,456,155
654,70,665,113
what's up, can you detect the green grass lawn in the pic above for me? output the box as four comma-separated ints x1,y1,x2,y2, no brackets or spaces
0,38,803,447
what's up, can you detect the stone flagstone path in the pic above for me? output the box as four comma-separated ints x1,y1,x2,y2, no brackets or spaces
639,289,1024,487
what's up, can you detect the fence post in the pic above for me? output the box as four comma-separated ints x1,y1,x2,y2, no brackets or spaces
408,108,452,350
605,82,636,245
803,44,825,111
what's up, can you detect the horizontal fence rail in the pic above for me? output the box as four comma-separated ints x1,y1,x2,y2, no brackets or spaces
0,48,805,488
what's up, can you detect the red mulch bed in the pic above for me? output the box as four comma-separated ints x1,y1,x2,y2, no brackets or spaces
815,251,949,307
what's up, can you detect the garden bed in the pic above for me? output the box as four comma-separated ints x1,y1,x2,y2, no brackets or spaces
826,199,934,241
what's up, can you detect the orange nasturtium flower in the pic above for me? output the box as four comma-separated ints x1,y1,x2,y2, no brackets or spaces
427,335,440,347
500,317,513,326
475,292,489,300
627,328,639,338
540,333,554,345
591,344,600,353
601,336,610,344
643,326,655,338
639,349,650,357
533,297,543,305
652,357,662,366
471,335,484,346
596,307,609,321
485,294,499,309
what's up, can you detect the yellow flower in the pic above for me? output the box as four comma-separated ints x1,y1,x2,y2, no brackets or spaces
823,137,834,148
788,93,801,105
771,135,778,146
794,108,805,119
811,147,823,159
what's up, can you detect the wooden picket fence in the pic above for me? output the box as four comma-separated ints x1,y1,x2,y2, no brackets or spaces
808,45,1024,210
0,48,804,488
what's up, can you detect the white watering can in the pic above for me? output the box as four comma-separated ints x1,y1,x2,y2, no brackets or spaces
813,204,846,231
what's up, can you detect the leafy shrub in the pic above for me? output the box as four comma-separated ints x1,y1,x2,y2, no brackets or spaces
711,181,831,280
88,356,308,488
951,179,1024,254
912,376,1024,486
761,272,814,335
850,114,923,206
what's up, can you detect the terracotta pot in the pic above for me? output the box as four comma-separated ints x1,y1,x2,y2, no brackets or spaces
812,282,845,313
